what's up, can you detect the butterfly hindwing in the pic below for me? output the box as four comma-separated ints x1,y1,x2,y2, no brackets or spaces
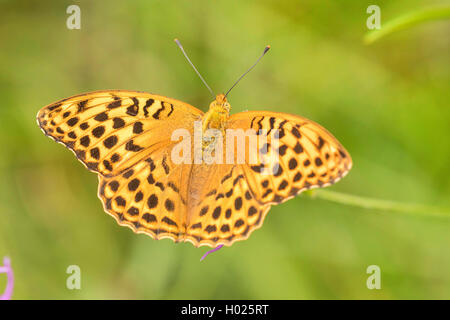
184,164,271,247
98,149,192,243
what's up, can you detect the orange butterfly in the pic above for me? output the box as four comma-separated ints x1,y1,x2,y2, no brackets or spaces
37,41,352,248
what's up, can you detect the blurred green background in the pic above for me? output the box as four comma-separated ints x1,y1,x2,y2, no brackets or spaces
0,0,449,299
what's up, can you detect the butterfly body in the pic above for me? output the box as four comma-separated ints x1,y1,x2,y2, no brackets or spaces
37,90,352,247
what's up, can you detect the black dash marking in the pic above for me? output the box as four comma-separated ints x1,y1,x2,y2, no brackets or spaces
288,158,298,170
77,100,88,112
205,225,217,234
103,160,113,171
262,188,273,198
315,157,323,166
152,103,165,119
294,142,303,154
123,169,134,178
234,197,243,210
48,103,62,111
80,135,90,147
133,122,144,134
167,103,174,117
220,170,233,184
143,213,157,223
291,126,301,138
90,147,100,160
143,99,154,117
212,207,221,219
318,136,325,150
107,98,121,109
233,174,244,186
278,180,288,191
168,182,179,193
162,217,177,226
248,206,257,216
94,112,108,122
104,135,118,149
127,207,139,216
165,199,175,211
278,145,288,156
191,222,202,229
147,194,158,209
162,156,170,174
234,219,244,228
92,126,105,138
67,117,79,127
115,196,126,207
125,140,143,152
128,178,140,191
109,181,119,192
200,206,209,216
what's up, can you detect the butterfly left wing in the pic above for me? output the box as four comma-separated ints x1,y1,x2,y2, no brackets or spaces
37,90,204,242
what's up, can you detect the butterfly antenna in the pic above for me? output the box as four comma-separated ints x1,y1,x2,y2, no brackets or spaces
225,45,270,98
174,39,214,97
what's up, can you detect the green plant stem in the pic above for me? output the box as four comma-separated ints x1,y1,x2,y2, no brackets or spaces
307,189,450,219
364,6,450,44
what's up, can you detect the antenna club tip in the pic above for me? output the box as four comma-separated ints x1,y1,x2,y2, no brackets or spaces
264,45,271,53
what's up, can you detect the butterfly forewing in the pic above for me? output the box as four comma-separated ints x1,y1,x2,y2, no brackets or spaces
37,90,203,176
228,111,352,205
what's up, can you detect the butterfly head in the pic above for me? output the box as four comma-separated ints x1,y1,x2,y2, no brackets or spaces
209,94,231,113
202,94,231,132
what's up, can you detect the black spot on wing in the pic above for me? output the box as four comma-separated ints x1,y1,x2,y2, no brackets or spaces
125,140,143,152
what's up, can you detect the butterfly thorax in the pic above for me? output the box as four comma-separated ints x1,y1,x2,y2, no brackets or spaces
202,94,230,133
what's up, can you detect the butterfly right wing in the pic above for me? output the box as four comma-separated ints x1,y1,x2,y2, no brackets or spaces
181,111,352,248
183,163,271,247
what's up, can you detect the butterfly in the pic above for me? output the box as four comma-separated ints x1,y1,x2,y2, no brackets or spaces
36,42,352,248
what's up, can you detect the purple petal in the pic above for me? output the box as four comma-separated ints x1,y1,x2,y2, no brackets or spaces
0,257,13,300
200,245,224,261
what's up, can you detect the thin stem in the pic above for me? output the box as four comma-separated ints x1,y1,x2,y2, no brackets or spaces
364,6,450,44
200,244,224,261
307,189,450,219
0,257,13,300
